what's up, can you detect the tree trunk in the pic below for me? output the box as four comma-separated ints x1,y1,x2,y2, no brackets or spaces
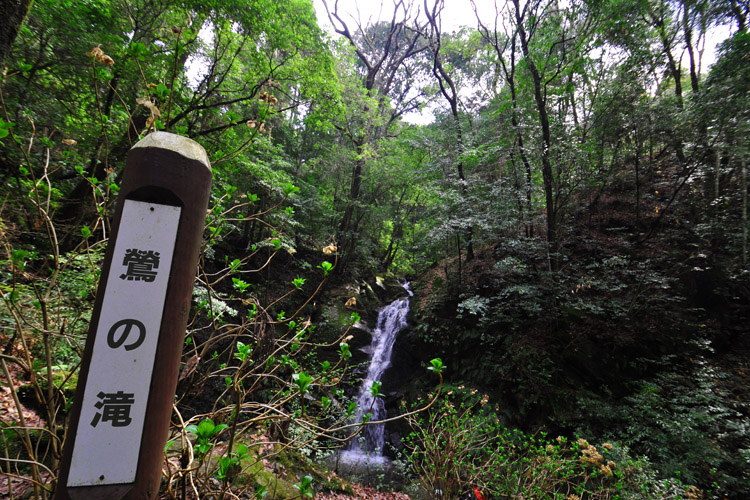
0,0,33,69
682,2,700,94
477,9,533,237
424,0,474,262
742,154,747,265
451,112,474,261
729,0,747,31
513,0,557,268
635,133,641,224
715,146,721,205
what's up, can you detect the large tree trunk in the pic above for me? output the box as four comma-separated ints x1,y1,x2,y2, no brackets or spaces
0,0,33,69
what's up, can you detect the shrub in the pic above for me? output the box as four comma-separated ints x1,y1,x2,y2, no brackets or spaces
404,387,708,500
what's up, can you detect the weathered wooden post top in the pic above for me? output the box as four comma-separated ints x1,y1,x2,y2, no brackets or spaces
56,132,212,500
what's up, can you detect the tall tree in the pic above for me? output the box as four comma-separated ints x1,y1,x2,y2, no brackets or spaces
508,0,595,268
423,0,474,262
322,0,428,272
473,0,536,237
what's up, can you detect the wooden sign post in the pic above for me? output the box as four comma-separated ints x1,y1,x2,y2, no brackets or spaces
55,132,211,500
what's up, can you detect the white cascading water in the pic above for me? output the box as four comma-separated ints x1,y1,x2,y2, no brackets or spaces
339,282,413,465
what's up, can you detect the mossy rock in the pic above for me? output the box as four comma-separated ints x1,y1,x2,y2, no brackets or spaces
234,444,322,500
18,370,78,396
247,466,299,500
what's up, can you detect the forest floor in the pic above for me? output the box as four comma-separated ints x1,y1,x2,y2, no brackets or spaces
0,349,52,498
315,484,411,500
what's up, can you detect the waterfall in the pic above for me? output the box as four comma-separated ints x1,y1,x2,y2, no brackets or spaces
339,282,412,464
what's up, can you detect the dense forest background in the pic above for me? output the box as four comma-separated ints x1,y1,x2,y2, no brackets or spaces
1,0,749,498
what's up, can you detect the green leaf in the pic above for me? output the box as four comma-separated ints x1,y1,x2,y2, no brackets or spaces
95,67,113,81
0,118,13,139
370,381,383,398
317,261,334,276
232,277,251,294
427,358,444,375
293,372,313,394
127,42,150,60
155,82,171,100
283,182,300,196
196,419,216,437
293,475,314,498
339,342,351,360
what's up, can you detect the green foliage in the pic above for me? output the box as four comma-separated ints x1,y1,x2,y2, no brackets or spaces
293,475,314,498
369,380,383,398
348,312,360,325
216,442,251,480
317,261,334,276
0,118,15,139
0,0,747,497
573,351,750,497
405,388,706,500
427,358,444,375
186,418,230,456
233,277,252,294
293,372,314,395
234,341,253,363
338,342,351,361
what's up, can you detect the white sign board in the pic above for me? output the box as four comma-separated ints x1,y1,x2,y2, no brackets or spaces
68,200,181,487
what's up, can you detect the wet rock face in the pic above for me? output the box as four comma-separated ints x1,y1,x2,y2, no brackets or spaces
348,278,416,381
380,323,423,456
346,276,411,323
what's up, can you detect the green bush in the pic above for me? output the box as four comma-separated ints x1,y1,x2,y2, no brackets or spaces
404,387,708,500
